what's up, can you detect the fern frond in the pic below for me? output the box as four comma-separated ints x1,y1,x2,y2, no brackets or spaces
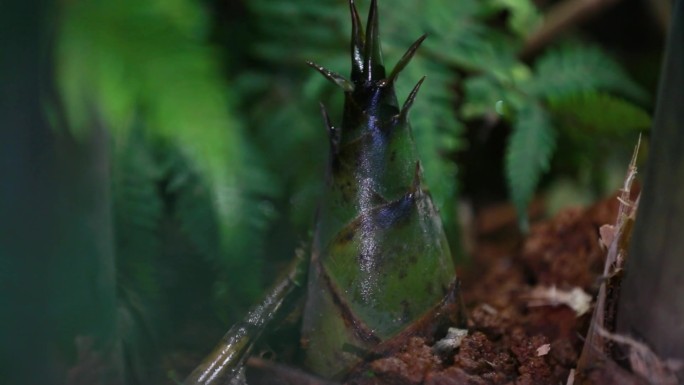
489,0,542,38
549,92,652,134
160,145,273,318
112,133,164,384
524,43,649,102
163,149,221,259
249,0,346,65
462,75,512,119
383,0,519,72
393,57,463,227
58,0,255,265
506,103,557,230
113,134,163,301
240,85,328,230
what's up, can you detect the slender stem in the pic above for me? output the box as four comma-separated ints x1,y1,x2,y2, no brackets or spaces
184,250,308,385
520,0,623,59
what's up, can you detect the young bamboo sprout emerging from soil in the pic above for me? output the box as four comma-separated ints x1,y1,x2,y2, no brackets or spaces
185,1,464,383
301,0,464,378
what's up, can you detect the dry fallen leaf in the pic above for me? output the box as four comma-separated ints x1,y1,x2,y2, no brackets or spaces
524,286,592,316
536,344,551,356
566,368,575,385
433,327,468,354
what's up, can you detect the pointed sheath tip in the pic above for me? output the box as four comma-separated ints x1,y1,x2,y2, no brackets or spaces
319,102,333,133
382,34,428,86
349,0,363,37
368,0,379,23
319,102,340,153
349,0,365,80
306,61,355,92
399,76,426,120
366,0,379,47
363,0,384,82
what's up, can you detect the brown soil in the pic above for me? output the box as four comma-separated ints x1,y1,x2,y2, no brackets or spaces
178,191,653,385
344,195,623,385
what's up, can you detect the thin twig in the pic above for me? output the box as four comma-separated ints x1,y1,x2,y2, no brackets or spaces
646,0,672,34
521,0,623,59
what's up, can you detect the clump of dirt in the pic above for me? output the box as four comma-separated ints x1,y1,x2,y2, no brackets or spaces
361,337,439,385
345,195,623,385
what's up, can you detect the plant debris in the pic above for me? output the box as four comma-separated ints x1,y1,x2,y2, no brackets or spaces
595,325,682,385
433,328,469,355
575,140,646,384
243,144,655,385
537,344,551,357
337,189,626,385
524,286,592,316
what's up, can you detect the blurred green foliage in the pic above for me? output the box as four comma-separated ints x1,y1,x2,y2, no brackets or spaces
53,0,652,382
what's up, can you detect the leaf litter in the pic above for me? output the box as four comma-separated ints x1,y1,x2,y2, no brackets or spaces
340,139,660,385
246,139,674,385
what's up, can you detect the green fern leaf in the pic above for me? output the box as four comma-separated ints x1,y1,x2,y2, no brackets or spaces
506,103,557,230
113,135,163,301
462,75,513,118
490,0,542,37
525,43,648,103
395,58,463,228
249,0,346,65
58,0,251,258
461,71,534,120
111,133,165,384
161,146,273,318
383,0,519,72
549,92,652,133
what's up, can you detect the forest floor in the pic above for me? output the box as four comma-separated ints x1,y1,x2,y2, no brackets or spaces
338,193,646,385
170,191,654,385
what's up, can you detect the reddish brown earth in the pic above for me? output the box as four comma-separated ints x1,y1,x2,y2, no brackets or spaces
172,193,649,385
344,195,624,385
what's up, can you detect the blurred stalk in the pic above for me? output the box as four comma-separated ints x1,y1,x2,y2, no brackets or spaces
646,0,673,33
0,0,122,383
185,249,308,385
0,2,55,382
616,0,684,380
521,0,622,58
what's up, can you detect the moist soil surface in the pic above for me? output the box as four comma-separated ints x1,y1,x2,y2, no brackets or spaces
171,194,644,385
341,195,624,385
